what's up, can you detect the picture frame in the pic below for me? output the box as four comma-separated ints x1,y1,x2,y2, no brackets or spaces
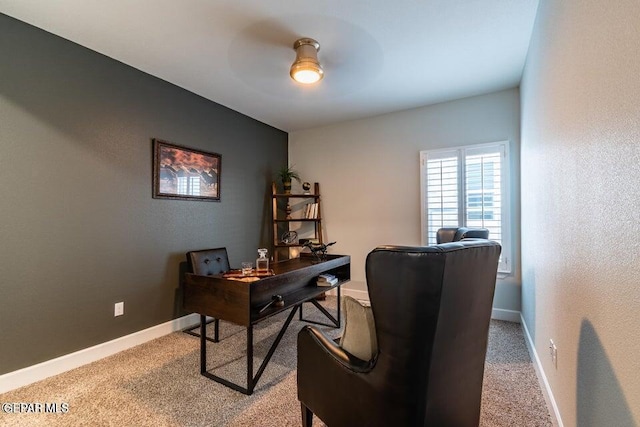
152,139,221,202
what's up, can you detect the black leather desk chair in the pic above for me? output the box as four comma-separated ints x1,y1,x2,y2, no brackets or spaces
185,247,230,342
297,240,501,427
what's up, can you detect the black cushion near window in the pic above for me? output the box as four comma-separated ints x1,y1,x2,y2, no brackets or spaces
436,226,490,243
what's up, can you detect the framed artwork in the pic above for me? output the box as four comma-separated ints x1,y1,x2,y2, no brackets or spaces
152,139,221,202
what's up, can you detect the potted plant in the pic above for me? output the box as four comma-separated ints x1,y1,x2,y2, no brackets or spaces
277,165,301,194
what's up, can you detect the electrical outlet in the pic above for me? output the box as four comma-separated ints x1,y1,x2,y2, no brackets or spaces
549,339,557,368
114,302,124,317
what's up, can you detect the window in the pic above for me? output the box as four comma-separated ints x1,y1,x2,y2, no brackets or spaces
420,141,511,273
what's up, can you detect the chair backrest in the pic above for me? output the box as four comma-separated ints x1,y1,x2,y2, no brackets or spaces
186,248,230,275
436,226,489,243
365,240,501,426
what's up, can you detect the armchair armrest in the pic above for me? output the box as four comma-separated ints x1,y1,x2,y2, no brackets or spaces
297,326,390,426
299,326,374,373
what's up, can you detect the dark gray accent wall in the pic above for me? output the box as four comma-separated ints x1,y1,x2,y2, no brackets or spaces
0,14,287,374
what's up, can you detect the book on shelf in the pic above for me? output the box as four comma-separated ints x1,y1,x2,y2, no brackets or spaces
317,273,338,287
303,203,318,219
303,202,318,219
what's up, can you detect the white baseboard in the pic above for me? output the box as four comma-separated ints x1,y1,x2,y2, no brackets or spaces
329,289,521,324
0,314,201,395
334,287,370,301
492,308,521,322
520,313,564,427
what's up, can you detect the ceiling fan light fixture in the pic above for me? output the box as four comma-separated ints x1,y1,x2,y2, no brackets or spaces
290,38,324,84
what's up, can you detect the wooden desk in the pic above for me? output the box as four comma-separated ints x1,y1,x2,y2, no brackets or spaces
184,253,350,394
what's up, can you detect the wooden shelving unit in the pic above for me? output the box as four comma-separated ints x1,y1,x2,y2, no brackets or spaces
272,182,323,262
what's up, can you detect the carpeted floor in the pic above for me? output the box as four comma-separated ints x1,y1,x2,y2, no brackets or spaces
0,298,552,426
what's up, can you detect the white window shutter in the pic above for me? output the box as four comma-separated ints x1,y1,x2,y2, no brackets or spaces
421,142,511,273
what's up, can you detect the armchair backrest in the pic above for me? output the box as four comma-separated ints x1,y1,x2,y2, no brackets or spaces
365,240,501,426
436,226,489,243
186,247,230,275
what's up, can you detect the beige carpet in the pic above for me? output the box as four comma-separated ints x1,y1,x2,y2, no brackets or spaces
0,298,552,426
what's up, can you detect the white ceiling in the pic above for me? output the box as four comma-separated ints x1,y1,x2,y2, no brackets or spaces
0,0,539,132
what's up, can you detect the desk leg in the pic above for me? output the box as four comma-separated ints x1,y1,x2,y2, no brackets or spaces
247,325,254,394
301,286,342,328
200,305,300,394
336,285,341,328
252,305,299,389
184,317,218,343
200,315,206,374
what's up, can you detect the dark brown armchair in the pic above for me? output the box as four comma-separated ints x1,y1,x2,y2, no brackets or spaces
297,240,501,427
185,247,230,342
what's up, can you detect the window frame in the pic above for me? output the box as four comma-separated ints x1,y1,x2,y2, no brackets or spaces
420,141,511,273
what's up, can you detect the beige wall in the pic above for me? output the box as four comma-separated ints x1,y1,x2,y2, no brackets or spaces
521,0,640,425
290,88,521,313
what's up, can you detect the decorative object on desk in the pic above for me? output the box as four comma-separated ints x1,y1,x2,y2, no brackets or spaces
152,139,221,202
222,269,275,282
225,276,261,283
281,230,298,245
241,262,253,276
285,203,292,219
256,248,270,272
258,294,285,313
290,246,301,259
302,181,311,193
277,165,301,194
302,241,336,262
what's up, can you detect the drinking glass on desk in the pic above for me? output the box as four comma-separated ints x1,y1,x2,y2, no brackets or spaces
241,262,253,276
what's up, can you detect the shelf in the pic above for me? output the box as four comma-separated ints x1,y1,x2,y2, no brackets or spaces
250,278,349,323
273,193,320,198
272,181,323,262
274,218,321,222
